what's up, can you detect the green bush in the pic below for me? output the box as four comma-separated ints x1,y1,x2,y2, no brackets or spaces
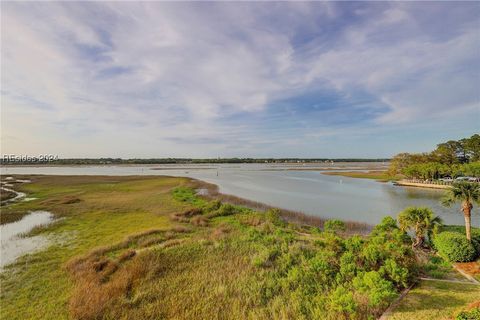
203,200,222,212
455,307,480,320
207,203,238,218
324,219,346,234
252,247,280,268
373,216,398,234
328,286,358,318
265,209,285,227
353,271,398,310
433,232,477,262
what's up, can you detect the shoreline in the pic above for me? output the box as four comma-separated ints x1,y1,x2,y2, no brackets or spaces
186,177,372,234
394,180,451,190
1,173,373,234
322,171,455,190
321,170,397,182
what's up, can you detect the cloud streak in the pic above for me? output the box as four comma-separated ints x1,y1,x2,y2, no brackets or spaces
1,2,479,157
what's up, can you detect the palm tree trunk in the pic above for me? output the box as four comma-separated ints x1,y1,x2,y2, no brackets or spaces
463,202,472,241
414,225,424,248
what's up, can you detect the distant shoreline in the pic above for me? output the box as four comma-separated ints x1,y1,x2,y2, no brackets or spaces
394,180,451,190
322,171,455,190
321,170,396,182
0,158,391,166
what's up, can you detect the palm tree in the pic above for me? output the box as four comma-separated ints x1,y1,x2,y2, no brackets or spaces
426,215,443,246
442,182,480,241
398,207,442,248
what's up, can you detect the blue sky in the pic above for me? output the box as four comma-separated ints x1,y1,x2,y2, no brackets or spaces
1,2,479,158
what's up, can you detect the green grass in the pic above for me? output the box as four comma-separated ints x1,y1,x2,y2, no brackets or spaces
0,175,188,320
421,255,459,280
171,186,207,207
387,280,480,320
439,225,480,236
0,175,472,320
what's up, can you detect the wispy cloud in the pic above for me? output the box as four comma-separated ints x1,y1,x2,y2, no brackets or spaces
1,2,479,157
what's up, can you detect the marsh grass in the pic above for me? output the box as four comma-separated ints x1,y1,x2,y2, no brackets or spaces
2,175,411,320
187,179,372,234
0,175,187,319
322,170,400,182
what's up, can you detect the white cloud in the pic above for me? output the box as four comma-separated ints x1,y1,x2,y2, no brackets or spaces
1,2,478,157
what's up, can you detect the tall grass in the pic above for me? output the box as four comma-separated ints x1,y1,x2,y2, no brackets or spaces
2,175,404,320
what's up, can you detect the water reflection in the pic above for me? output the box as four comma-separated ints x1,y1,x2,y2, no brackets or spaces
1,164,478,226
1,211,54,268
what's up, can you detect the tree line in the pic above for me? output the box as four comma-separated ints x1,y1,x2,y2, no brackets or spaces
389,134,480,179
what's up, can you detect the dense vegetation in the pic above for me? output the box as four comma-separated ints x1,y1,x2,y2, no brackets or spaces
433,232,477,262
389,134,480,179
456,305,480,320
432,225,480,262
1,175,417,320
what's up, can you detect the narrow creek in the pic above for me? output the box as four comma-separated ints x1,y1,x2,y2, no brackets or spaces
1,211,54,268
1,177,54,269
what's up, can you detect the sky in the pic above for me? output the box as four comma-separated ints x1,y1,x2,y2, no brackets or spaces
1,1,479,158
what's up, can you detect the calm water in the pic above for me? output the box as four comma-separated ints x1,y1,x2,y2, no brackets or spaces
1,163,478,226
0,211,54,268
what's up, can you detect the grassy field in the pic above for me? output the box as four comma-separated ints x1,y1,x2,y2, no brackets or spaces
0,175,186,320
0,175,473,320
322,170,400,182
387,280,480,320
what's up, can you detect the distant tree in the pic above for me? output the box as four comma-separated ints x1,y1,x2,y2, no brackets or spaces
462,162,480,178
464,134,480,162
442,182,480,241
398,207,441,248
388,153,432,176
432,140,462,165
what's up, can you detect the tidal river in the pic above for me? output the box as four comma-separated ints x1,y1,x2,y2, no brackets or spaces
1,163,478,226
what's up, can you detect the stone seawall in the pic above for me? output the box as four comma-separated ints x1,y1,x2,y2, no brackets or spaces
394,180,451,190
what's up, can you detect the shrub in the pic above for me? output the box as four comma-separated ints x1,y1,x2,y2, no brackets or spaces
265,209,285,226
324,219,346,234
207,203,238,218
380,259,409,288
433,232,477,262
455,307,480,320
373,216,398,233
338,252,359,282
203,200,222,212
344,235,364,253
328,286,358,319
353,271,397,311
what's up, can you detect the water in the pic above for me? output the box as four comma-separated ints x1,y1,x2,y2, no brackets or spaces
0,211,54,268
1,163,477,226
